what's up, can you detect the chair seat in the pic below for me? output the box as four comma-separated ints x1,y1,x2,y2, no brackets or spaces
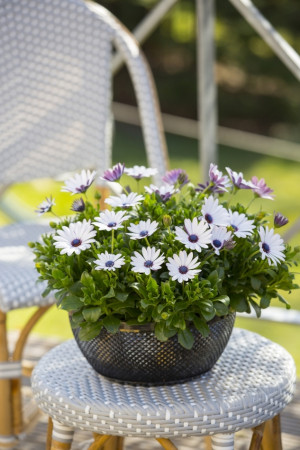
0,222,54,312
32,328,296,438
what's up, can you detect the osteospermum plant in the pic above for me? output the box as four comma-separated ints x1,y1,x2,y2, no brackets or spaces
31,164,299,349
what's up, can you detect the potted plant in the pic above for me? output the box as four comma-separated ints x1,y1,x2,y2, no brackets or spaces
31,164,299,384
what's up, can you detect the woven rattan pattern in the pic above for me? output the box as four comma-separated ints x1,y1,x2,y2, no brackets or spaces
72,314,236,384
32,328,296,438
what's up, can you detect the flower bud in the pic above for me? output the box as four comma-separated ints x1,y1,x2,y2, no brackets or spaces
27,241,35,248
49,221,57,228
274,212,289,228
163,215,172,227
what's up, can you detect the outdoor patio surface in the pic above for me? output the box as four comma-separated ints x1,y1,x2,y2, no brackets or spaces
7,331,300,450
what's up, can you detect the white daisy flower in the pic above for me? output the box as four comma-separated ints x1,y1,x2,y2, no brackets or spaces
125,165,158,180
127,219,159,240
131,247,165,275
93,210,130,231
166,250,201,283
228,210,255,238
175,218,212,252
53,219,96,256
61,169,97,195
105,192,144,208
94,252,125,271
258,226,285,266
211,226,233,255
201,195,230,227
145,184,177,202
35,196,55,215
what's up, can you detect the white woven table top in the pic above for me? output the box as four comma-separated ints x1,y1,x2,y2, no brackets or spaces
32,328,296,438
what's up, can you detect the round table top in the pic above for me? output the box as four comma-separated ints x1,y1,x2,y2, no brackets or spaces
32,328,296,437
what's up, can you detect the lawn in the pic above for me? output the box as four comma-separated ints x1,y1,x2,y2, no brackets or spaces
3,122,300,373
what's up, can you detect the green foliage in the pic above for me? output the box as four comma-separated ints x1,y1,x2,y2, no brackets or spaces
32,166,299,349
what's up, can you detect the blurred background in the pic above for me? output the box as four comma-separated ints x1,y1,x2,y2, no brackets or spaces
3,0,300,372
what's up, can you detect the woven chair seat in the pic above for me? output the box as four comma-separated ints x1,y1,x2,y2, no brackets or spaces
32,328,295,438
0,222,53,312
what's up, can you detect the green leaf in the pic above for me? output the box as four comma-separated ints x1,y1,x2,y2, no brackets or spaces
260,294,271,309
277,294,291,309
251,277,261,290
78,322,102,341
42,286,52,298
52,268,65,280
103,316,120,333
81,271,94,288
178,328,194,350
116,292,129,302
249,299,261,318
60,295,83,311
213,295,230,305
154,322,176,342
193,316,210,337
101,287,115,299
207,270,218,285
82,306,102,322
214,301,229,316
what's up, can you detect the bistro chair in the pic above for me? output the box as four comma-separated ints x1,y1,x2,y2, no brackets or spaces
0,0,168,445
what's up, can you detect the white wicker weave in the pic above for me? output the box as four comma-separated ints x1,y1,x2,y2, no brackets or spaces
0,0,168,313
32,328,296,448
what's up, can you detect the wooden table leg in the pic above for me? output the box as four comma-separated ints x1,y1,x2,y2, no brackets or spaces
0,311,14,441
261,415,282,450
211,433,234,450
156,438,178,450
50,420,74,450
249,423,265,450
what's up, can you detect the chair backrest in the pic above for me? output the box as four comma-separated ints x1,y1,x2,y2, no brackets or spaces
0,0,168,187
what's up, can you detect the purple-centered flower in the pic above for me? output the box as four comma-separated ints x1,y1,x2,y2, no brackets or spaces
145,184,177,202
35,196,55,215
61,170,97,195
208,164,231,193
101,163,125,182
274,212,289,228
125,166,158,180
71,198,85,212
162,169,189,188
226,167,253,190
251,176,274,200
258,226,285,266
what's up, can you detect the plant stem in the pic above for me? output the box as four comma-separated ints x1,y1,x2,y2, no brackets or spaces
145,237,150,247
111,229,114,253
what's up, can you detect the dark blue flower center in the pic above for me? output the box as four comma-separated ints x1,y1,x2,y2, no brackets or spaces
144,260,153,268
179,265,188,274
188,234,198,243
140,230,149,237
108,222,117,228
105,260,114,267
71,238,82,247
213,239,222,248
205,213,213,224
231,224,238,231
262,242,270,253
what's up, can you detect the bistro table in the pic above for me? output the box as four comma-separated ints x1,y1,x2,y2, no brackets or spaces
32,328,295,449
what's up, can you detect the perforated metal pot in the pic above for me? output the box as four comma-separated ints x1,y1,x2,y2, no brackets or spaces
71,313,236,385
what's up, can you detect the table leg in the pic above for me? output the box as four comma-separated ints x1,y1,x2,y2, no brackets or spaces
50,420,74,450
261,415,282,450
156,438,178,449
211,433,234,450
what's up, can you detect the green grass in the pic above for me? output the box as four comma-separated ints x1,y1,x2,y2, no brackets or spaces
3,123,300,373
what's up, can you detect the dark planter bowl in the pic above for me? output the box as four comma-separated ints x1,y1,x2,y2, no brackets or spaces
71,313,236,385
